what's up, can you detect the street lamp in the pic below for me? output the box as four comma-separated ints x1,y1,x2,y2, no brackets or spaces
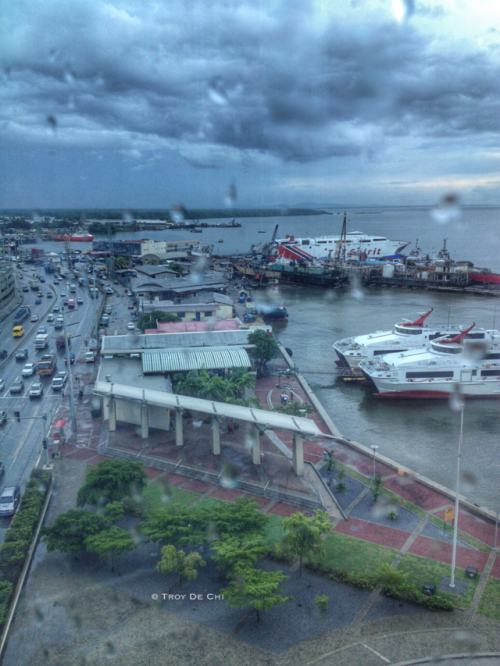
61,307,77,432
450,399,465,588
370,445,379,482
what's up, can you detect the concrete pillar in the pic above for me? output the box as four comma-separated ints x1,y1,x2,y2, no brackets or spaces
293,433,304,476
141,402,149,439
175,410,184,447
108,397,116,432
250,425,261,465
212,417,221,455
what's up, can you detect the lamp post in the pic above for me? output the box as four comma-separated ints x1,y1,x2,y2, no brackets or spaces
370,445,379,482
61,307,77,432
450,404,465,588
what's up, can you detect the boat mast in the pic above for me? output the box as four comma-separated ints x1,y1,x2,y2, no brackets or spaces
335,211,347,269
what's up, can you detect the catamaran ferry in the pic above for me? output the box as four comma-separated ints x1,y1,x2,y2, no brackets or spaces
274,231,410,262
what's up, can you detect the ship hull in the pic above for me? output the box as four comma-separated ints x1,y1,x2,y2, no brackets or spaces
51,235,94,242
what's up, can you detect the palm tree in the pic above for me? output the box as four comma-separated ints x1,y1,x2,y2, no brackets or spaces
230,368,256,397
199,375,236,402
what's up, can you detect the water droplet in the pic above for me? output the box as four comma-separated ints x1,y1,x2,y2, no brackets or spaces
448,384,464,412
220,463,238,489
170,204,186,224
392,0,414,23
48,48,59,63
64,70,76,85
122,210,134,223
206,521,219,544
208,78,228,106
225,184,236,208
452,630,480,654
430,194,461,225
31,210,42,222
105,641,117,659
46,115,57,133
34,608,44,625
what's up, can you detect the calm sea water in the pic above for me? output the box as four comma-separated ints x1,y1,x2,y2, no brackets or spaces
71,207,500,509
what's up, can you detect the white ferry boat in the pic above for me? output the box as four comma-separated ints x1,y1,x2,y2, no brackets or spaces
358,324,500,398
274,231,410,262
333,309,465,369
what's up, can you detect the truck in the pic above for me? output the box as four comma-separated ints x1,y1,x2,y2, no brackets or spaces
14,306,31,326
56,333,71,349
69,284,77,293
44,264,54,273
38,354,57,376
29,278,39,290
34,333,50,349
67,299,76,309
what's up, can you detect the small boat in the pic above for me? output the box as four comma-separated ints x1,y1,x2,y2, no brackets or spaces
218,240,224,243
51,233,94,242
258,231,266,233
190,229,203,233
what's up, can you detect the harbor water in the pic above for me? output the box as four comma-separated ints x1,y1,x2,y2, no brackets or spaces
49,206,500,509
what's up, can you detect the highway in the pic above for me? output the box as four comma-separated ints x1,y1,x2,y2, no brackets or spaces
0,264,103,541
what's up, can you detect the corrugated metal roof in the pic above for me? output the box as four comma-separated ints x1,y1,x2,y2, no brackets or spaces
142,346,251,373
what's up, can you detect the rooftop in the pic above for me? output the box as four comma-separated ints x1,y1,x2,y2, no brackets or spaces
142,346,251,373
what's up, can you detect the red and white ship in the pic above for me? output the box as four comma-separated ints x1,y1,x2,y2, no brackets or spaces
51,233,94,242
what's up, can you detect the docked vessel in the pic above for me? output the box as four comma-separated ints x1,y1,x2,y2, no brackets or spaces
358,324,500,398
51,233,94,242
274,231,410,262
333,309,466,369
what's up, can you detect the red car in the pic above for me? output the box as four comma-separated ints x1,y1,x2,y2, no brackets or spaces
127,304,135,309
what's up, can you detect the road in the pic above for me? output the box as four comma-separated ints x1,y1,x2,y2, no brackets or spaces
0,265,104,541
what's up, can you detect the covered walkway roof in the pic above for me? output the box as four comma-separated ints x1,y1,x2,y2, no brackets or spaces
142,347,251,373
94,381,330,438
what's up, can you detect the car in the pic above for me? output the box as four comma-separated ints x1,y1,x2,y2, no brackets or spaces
127,322,135,330
22,286,29,292
51,371,68,390
0,410,6,425
85,351,96,363
22,363,36,377
105,306,112,314
30,314,39,322
37,326,47,334
61,291,66,297
0,350,8,361
63,300,69,306
64,353,76,365
15,349,28,360
13,326,24,337
47,314,54,322
47,291,53,298
40,277,46,282
127,304,135,309
77,297,83,304
53,305,60,312
29,382,44,398
10,379,25,394
35,298,42,305
0,379,5,390
113,280,118,284
38,291,43,297
0,486,21,517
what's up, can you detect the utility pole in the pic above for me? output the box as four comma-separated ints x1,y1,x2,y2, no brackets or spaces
450,406,464,588
61,306,77,432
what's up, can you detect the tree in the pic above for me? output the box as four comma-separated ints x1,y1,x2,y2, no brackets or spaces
376,564,412,606
157,545,205,587
139,310,181,330
212,535,269,576
247,329,280,368
142,504,205,547
104,501,125,524
77,460,148,509
213,498,268,539
198,375,236,402
279,511,331,575
85,526,136,572
41,509,107,557
221,566,291,623
230,368,256,397
371,474,383,502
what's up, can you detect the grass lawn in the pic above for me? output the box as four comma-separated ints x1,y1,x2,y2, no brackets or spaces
427,515,491,553
264,514,284,547
397,554,479,609
141,482,200,516
309,533,396,575
477,577,500,620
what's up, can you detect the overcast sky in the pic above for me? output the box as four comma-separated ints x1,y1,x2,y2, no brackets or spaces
0,0,499,209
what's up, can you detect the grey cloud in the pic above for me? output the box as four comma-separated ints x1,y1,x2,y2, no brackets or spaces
1,0,499,166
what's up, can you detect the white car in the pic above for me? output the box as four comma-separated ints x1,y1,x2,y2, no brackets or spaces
22,363,36,377
127,322,135,330
29,382,44,397
51,371,68,390
47,313,54,322
30,314,39,322
61,291,66,297
85,351,96,363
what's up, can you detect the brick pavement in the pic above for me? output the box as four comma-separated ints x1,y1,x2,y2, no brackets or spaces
334,516,410,550
408,536,491,571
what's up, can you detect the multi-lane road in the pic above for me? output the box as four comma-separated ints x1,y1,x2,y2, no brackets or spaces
0,266,102,540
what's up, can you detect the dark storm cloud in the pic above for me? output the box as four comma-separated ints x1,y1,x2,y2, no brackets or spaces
1,0,499,165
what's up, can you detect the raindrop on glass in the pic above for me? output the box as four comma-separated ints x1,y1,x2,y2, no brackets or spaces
220,462,238,489
122,210,134,223
64,70,76,85
105,641,117,659
449,384,464,412
430,194,461,225
48,48,59,63
392,0,415,23
46,116,57,133
170,204,186,224
34,608,44,625
225,184,236,208
31,210,42,222
207,77,228,106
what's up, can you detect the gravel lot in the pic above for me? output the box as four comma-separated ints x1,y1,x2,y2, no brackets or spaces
318,467,366,511
350,491,421,531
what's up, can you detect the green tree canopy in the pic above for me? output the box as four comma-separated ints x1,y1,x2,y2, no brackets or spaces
279,511,331,575
77,460,148,509
104,501,125,524
221,567,291,623
157,545,206,587
139,310,181,330
212,535,269,576
41,509,107,556
85,526,136,572
247,329,280,367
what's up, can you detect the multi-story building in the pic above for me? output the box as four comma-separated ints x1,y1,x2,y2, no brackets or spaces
0,262,16,312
